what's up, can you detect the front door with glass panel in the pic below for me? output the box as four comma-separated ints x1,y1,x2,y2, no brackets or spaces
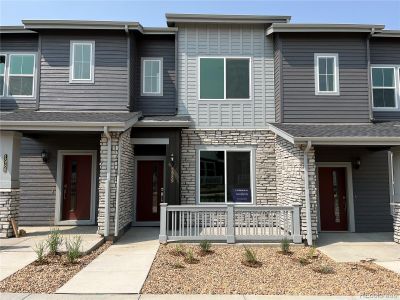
136,160,164,222
318,167,348,231
62,155,92,221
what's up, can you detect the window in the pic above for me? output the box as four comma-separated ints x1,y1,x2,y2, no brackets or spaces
314,54,339,95
0,53,36,98
70,41,94,83
198,148,253,204
371,66,398,109
199,57,250,100
142,58,163,96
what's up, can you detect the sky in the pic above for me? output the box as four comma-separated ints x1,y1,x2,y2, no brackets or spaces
1,0,399,29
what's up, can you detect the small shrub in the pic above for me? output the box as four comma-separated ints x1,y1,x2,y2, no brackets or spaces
314,264,335,274
47,228,63,255
65,236,82,264
307,245,318,259
184,249,198,264
172,243,185,256
171,262,185,269
299,257,310,266
242,247,261,267
199,240,212,253
33,241,46,264
280,238,291,254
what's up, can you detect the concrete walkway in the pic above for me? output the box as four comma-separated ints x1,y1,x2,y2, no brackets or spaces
0,226,102,281
57,227,159,294
317,232,400,273
2,293,398,300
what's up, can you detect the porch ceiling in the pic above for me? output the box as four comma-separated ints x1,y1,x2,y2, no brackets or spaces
0,110,141,132
269,122,400,146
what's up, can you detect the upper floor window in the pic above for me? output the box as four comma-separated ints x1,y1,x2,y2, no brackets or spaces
141,57,163,96
70,41,95,83
0,53,36,98
199,57,250,100
371,66,399,109
314,54,340,95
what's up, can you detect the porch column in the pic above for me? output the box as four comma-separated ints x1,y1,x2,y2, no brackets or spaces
0,131,22,238
394,204,400,244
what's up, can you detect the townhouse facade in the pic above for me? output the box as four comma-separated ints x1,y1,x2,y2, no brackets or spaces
0,14,399,245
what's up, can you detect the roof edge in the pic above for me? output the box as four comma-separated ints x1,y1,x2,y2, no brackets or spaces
266,23,385,35
0,26,37,34
22,20,143,31
373,30,400,38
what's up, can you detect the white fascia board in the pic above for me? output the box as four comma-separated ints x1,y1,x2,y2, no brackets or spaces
294,137,400,146
134,120,193,128
267,124,295,144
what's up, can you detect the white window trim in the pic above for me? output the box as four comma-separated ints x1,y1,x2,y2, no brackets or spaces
141,57,163,96
69,40,95,84
198,56,252,101
195,145,256,205
0,52,37,98
371,65,400,111
314,53,340,96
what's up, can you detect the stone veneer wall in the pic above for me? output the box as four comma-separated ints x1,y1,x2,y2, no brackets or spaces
0,189,20,238
275,136,318,239
394,204,400,243
180,129,277,205
116,129,134,234
98,129,135,236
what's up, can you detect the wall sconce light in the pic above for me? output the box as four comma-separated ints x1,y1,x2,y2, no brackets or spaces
41,150,48,163
170,153,175,167
352,158,361,170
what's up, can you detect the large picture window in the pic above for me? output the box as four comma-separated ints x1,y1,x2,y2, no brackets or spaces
198,149,253,204
314,53,340,95
0,53,36,98
199,57,250,100
371,66,398,109
70,41,94,83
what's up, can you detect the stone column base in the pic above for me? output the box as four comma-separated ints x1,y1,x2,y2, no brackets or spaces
393,204,400,244
0,189,20,238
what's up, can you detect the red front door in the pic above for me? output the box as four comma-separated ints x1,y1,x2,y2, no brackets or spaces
136,160,164,222
318,167,348,231
62,155,92,221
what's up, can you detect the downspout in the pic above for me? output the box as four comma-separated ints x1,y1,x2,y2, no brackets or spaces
303,140,313,246
114,133,122,237
103,126,112,238
367,28,374,122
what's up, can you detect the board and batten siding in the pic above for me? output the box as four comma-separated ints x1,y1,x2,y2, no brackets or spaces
19,134,100,225
370,37,400,121
39,32,129,111
132,35,176,115
177,24,275,128
0,33,39,110
278,33,370,123
316,146,393,232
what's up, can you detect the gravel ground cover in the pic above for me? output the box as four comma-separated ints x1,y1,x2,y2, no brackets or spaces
142,244,400,296
0,241,111,293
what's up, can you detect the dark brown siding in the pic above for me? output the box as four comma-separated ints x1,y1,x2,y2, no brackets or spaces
132,35,176,115
316,146,392,232
279,33,370,123
370,37,400,121
0,33,39,110
38,31,129,111
19,133,100,225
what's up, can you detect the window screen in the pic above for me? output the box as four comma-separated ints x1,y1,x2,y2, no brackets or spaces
200,58,224,99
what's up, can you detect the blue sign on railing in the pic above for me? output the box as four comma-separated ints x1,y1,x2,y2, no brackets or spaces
231,188,251,203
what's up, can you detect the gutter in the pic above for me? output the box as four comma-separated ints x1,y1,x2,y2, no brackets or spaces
303,141,313,246
103,126,112,237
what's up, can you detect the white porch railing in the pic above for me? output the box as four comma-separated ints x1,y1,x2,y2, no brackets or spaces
159,203,302,244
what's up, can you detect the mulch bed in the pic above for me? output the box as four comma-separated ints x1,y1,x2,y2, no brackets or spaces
141,244,400,296
0,241,111,294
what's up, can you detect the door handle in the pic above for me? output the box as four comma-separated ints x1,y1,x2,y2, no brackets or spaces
160,187,165,203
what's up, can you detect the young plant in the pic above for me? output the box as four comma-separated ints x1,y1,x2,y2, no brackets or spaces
65,236,82,264
307,245,318,259
243,247,258,264
33,241,46,264
173,243,185,256
199,240,212,253
280,238,291,254
299,257,310,266
47,228,63,255
185,249,197,264
314,264,335,274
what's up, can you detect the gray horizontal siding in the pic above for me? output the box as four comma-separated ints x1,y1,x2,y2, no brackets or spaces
370,37,400,121
0,34,39,111
177,24,275,128
19,134,100,225
133,35,176,115
316,146,393,232
39,32,129,111
280,33,370,123
274,34,282,123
